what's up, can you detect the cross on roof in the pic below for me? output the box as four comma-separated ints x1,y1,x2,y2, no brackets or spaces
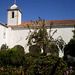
14,0,16,4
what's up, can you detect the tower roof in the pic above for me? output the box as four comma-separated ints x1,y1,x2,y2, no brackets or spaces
7,3,22,13
10,3,18,9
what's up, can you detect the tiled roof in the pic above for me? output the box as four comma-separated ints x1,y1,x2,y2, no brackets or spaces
0,22,8,28
8,19,75,28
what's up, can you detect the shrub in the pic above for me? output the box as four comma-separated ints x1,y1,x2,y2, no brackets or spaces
64,26,75,67
29,45,41,53
46,42,58,55
64,39,75,57
0,65,24,75
1,44,8,50
0,45,26,66
0,49,11,66
64,26,75,58
24,53,68,75
12,45,25,53
11,45,25,66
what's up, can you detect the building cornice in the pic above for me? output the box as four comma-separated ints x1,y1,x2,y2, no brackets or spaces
7,9,22,14
0,22,8,28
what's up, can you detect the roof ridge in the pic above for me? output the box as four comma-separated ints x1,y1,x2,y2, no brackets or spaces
22,19,75,22
8,19,75,28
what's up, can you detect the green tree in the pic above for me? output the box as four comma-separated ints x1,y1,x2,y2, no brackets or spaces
0,45,26,66
26,17,58,54
64,26,75,57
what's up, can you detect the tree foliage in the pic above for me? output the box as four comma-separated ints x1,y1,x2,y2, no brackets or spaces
56,36,66,51
64,26,75,57
26,17,58,54
0,45,25,66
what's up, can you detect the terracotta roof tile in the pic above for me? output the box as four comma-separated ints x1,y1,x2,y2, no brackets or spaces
8,19,75,28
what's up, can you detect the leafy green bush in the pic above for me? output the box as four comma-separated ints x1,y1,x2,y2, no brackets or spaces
24,53,68,75
46,42,58,55
64,39,75,57
25,52,42,58
64,26,75,57
0,45,26,66
1,44,8,50
64,27,75,67
10,45,25,66
0,49,11,66
29,45,41,53
12,45,24,52
0,65,24,75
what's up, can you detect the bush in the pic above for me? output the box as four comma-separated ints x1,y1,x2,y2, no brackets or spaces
64,39,75,57
64,26,75,57
0,65,24,75
29,45,41,53
46,42,58,55
0,45,26,66
12,45,24,52
24,53,68,75
11,45,25,66
0,49,11,66
64,27,75,67
0,51,71,75
1,44,8,50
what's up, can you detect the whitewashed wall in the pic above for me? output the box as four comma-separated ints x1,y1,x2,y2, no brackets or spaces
0,24,7,49
6,26,74,57
0,25,74,57
6,27,30,53
47,27,73,44
6,27,13,48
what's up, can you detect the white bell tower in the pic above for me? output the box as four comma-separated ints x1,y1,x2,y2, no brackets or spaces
7,3,22,25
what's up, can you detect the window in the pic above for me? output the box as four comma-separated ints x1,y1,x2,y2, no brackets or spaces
12,12,14,18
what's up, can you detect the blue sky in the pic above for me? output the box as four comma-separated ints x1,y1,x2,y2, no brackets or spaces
0,0,75,24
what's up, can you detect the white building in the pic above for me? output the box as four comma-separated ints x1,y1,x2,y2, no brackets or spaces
0,3,75,57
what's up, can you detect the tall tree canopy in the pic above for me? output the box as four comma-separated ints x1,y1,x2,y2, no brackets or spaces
26,17,59,54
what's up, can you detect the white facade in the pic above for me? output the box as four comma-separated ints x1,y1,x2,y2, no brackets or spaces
0,23,7,49
0,22,74,57
0,3,75,58
7,3,22,25
48,27,73,44
5,27,73,58
6,27,29,53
